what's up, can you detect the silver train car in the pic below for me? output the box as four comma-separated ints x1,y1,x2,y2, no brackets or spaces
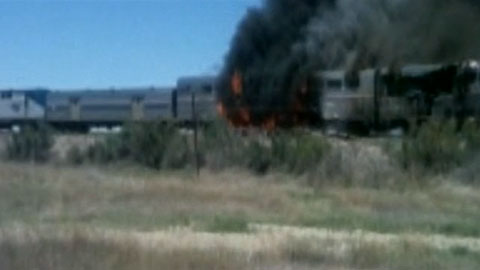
0,76,218,131
317,61,480,132
176,75,218,122
47,87,174,130
0,90,48,127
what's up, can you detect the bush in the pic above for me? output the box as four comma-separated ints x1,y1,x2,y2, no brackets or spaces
84,122,191,170
80,121,331,176
66,145,84,165
245,140,272,174
274,132,330,174
202,123,330,175
200,121,244,170
396,119,480,174
6,124,53,162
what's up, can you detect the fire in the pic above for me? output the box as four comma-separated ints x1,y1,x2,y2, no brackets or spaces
218,72,311,130
216,102,226,117
238,107,251,124
231,70,243,96
262,117,276,131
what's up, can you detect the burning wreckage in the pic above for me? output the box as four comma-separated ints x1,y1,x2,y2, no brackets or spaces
217,60,480,132
216,0,480,132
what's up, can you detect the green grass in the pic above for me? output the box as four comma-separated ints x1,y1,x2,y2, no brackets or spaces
206,215,249,233
291,188,480,237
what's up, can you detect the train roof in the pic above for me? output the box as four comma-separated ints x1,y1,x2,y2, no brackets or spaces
0,89,49,106
316,69,376,78
317,64,446,79
48,87,174,97
176,75,218,96
399,64,444,77
177,75,216,85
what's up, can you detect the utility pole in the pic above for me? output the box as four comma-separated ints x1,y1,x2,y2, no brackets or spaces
192,92,200,178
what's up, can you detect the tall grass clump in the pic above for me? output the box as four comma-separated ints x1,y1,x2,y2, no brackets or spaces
6,123,53,162
272,132,330,174
202,122,330,175
397,119,480,174
83,122,190,170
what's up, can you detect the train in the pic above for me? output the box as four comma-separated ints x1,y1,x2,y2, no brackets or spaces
0,76,218,131
318,60,480,133
1,60,479,133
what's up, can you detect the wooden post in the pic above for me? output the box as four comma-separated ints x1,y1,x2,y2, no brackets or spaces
192,92,200,178
373,69,380,131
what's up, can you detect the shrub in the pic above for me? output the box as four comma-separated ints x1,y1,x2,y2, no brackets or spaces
280,133,330,174
6,123,53,162
245,140,272,174
201,123,331,175
86,134,128,164
66,145,84,165
84,122,191,170
200,121,244,170
80,120,332,176
161,135,190,169
397,119,480,174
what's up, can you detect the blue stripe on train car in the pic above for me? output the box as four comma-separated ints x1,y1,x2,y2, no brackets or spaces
25,89,49,107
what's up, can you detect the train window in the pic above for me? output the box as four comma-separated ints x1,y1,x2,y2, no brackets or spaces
202,84,213,94
132,96,144,103
326,79,342,90
1,91,12,99
11,103,20,112
345,73,360,90
69,97,80,105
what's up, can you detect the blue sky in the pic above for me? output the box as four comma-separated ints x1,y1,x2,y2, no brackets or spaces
0,0,260,89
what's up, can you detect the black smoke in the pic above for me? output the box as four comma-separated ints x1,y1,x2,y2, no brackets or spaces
218,0,480,126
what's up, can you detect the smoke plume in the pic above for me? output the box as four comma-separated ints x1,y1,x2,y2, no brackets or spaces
218,0,480,126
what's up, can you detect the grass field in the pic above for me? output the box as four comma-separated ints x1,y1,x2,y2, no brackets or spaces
0,162,479,269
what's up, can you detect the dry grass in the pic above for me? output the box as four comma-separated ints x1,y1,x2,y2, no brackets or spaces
0,162,480,269
1,162,480,236
0,163,293,231
0,225,479,270
51,134,100,161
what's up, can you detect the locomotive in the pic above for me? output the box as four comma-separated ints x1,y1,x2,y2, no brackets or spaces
318,60,480,133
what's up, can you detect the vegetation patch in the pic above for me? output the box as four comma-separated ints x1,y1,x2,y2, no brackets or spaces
206,214,249,233
396,119,480,174
6,123,53,162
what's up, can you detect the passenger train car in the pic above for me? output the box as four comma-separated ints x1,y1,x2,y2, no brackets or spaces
0,90,48,126
0,76,218,131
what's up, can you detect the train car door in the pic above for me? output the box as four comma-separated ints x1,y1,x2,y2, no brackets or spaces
131,96,144,120
69,97,80,121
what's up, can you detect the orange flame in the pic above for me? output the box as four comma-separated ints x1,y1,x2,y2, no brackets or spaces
219,73,312,129
216,102,226,117
231,70,243,96
238,107,251,124
263,117,276,131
